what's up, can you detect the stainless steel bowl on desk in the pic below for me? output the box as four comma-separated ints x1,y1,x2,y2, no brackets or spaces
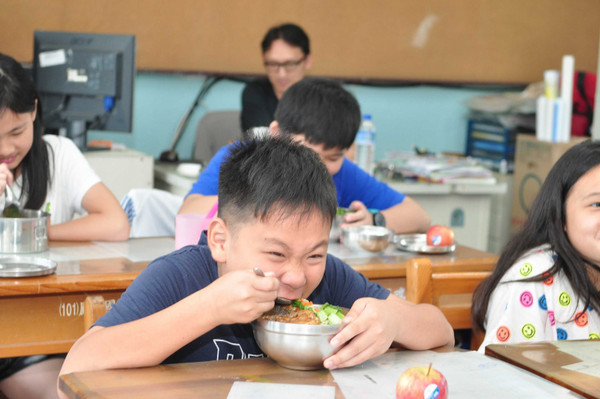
252,305,348,370
340,225,395,253
329,213,344,242
0,210,50,253
330,208,356,242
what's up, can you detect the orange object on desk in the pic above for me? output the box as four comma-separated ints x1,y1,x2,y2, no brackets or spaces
87,140,112,149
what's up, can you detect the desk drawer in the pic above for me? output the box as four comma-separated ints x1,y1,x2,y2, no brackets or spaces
0,291,122,357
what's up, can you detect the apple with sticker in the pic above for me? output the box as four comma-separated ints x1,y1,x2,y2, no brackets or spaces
426,225,455,247
396,363,448,399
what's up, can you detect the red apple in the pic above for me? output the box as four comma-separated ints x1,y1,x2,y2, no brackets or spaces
396,364,448,399
426,225,455,247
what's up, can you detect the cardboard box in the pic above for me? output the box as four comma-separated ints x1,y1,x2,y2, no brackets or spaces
510,134,586,233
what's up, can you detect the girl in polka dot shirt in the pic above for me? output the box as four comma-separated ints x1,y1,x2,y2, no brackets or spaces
472,140,600,352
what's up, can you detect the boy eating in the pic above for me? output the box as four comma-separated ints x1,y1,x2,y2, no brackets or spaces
59,137,453,394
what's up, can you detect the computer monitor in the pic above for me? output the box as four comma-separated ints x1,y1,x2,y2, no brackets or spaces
33,31,136,150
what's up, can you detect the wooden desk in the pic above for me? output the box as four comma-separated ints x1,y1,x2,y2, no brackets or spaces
1,239,496,359
0,237,175,358
486,341,600,399
59,345,578,399
336,243,497,292
60,357,344,399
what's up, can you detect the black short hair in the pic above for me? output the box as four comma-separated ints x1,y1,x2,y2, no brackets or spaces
218,136,337,227
261,23,310,55
274,77,361,150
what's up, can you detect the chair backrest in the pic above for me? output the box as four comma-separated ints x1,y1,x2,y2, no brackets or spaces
406,257,492,331
121,188,183,238
193,110,242,164
84,295,108,330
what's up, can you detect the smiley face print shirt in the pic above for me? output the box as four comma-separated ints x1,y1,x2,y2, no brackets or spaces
478,244,600,352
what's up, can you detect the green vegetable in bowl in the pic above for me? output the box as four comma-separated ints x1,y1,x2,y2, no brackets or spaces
317,303,346,325
2,205,20,218
336,207,355,216
290,299,345,325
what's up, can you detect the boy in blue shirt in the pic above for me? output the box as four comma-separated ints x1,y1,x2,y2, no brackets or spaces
59,137,453,387
179,77,430,234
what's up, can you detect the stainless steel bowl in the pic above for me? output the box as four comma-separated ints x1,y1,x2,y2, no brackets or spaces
330,208,355,242
0,210,49,254
329,213,345,242
340,225,394,252
252,305,346,370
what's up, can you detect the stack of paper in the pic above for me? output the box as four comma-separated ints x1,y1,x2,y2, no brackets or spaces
386,153,496,184
332,350,576,398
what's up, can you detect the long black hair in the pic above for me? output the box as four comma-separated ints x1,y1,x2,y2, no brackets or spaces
0,53,50,209
473,140,600,331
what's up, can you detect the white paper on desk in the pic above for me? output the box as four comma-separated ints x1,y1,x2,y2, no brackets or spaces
554,341,600,378
332,351,578,399
93,238,175,262
48,238,175,263
48,244,124,261
226,381,335,399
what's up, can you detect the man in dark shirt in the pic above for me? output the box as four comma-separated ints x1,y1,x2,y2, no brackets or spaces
240,23,312,132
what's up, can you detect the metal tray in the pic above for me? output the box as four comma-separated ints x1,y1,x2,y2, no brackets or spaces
0,256,57,277
394,234,456,254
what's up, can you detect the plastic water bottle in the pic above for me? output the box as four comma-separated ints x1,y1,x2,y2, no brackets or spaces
355,114,376,174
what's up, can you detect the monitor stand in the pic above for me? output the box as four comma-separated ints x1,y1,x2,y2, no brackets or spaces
66,119,88,151
65,120,105,152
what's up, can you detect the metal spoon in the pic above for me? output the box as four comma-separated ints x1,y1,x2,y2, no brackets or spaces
2,184,20,218
252,267,292,306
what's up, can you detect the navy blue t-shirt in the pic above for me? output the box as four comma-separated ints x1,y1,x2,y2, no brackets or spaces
188,143,405,210
96,235,390,364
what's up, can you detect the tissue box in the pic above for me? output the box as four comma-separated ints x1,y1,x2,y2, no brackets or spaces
510,134,586,233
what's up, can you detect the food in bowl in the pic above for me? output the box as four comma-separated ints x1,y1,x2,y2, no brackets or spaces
359,239,390,252
336,207,354,217
2,206,20,218
261,299,345,325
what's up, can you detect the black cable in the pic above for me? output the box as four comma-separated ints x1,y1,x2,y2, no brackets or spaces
160,76,223,162
44,95,69,118
88,109,112,131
